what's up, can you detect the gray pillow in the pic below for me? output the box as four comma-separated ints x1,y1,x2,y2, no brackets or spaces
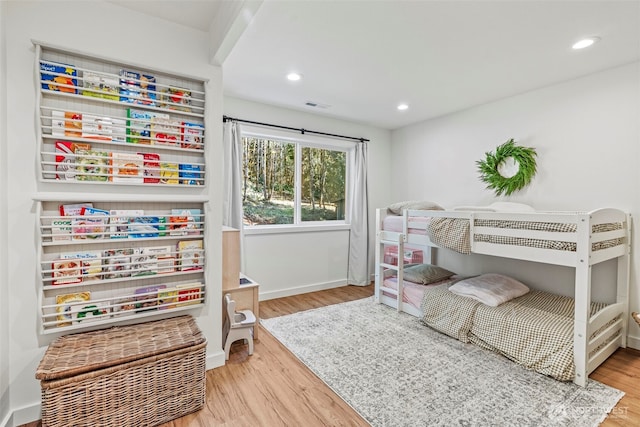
402,263,455,285
387,200,444,215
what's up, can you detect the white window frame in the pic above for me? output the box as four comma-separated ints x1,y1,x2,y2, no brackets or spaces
240,125,353,234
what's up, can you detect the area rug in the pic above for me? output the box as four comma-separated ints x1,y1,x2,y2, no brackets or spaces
261,297,624,427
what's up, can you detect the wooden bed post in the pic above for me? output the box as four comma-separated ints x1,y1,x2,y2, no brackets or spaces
573,214,591,387
617,214,632,348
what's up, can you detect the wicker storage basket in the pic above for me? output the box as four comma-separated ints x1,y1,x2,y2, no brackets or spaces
35,315,207,427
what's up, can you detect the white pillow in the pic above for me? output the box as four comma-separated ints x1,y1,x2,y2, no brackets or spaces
448,273,529,307
387,200,444,215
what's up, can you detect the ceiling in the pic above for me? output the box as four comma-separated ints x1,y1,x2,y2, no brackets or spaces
114,0,640,130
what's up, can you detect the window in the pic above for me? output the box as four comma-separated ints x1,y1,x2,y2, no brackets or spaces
241,134,347,226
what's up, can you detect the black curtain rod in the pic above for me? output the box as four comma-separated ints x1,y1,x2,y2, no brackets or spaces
223,115,369,143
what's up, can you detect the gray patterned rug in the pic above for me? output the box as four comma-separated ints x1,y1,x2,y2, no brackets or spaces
261,297,624,427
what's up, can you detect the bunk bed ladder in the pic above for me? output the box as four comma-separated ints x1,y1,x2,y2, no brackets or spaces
375,230,405,312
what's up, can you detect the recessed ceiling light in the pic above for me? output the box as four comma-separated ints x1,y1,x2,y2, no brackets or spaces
572,37,600,50
397,103,409,111
287,72,302,81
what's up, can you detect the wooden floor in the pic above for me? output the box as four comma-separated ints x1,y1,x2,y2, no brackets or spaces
22,284,640,426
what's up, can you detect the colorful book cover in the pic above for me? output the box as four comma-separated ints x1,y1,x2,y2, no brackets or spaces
103,248,132,279
75,302,110,323
176,282,203,306
51,259,83,285
51,111,82,138
128,216,165,238
140,152,160,184
177,240,204,271
55,141,90,181
181,122,204,150
160,162,179,184
158,287,178,310
82,114,112,140
134,285,166,312
150,114,179,146
71,206,109,240
130,248,158,277
75,149,109,181
170,208,201,236
82,70,119,100
119,69,156,106
59,250,102,281
53,203,92,242
109,209,144,239
55,292,90,327
40,61,77,94
110,152,144,183
126,108,152,144
160,87,192,112
179,163,202,185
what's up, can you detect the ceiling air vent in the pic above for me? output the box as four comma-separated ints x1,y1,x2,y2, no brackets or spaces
305,101,330,109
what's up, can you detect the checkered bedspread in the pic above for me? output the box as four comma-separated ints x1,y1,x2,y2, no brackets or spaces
420,282,613,381
426,217,623,254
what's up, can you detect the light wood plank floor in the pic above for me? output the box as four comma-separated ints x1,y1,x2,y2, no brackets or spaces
22,284,640,426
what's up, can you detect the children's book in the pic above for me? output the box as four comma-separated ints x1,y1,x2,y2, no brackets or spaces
51,258,83,285
126,108,152,144
134,285,166,312
170,208,202,235
75,149,109,181
128,216,165,238
160,162,179,184
110,152,144,183
59,250,102,281
55,292,90,327
158,287,178,310
55,141,90,181
75,302,110,323
103,248,132,279
40,61,77,94
160,87,192,112
181,122,204,150
178,163,202,185
177,240,204,271
120,69,156,106
72,206,109,240
82,114,112,141
82,70,119,100
176,283,203,306
53,203,93,241
111,118,127,143
109,209,144,239
51,111,82,138
150,115,179,146
140,152,160,184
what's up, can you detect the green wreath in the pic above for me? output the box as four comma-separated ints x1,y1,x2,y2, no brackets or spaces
476,139,537,197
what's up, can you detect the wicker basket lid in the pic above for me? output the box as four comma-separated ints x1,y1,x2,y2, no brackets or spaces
36,315,206,381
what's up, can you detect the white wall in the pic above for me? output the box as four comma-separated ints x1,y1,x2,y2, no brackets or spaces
223,96,392,299
0,2,10,425
4,1,224,424
391,62,640,344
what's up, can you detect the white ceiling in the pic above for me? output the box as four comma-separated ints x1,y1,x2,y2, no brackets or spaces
114,0,640,130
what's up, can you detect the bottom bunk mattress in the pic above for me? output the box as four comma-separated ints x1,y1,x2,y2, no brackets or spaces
420,283,612,381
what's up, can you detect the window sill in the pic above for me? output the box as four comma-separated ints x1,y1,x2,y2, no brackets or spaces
243,223,351,235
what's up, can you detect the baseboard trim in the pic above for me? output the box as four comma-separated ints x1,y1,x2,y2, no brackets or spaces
207,350,226,371
626,333,640,350
3,402,40,427
260,279,347,301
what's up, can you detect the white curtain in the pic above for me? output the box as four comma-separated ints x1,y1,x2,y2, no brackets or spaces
222,120,245,269
347,141,369,286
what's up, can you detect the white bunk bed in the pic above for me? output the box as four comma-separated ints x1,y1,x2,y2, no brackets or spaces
374,207,631,387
